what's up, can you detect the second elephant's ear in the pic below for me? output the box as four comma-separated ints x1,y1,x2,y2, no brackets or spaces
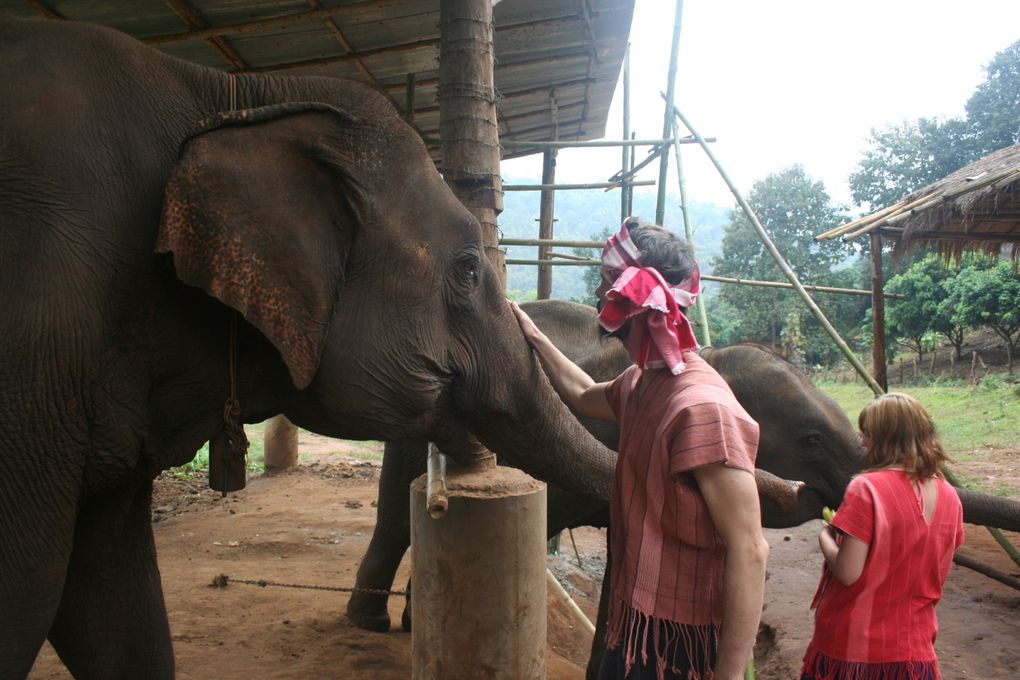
157,103,363,389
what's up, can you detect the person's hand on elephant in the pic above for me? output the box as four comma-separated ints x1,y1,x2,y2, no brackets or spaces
509,300,545,349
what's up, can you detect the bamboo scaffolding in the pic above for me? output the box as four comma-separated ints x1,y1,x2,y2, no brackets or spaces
503,180,654,191
665,97,884,395
499,138,701,148
656,0,684,225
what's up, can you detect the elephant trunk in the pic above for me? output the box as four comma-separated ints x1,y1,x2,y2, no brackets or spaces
468,349,616,502
955,487,1020,532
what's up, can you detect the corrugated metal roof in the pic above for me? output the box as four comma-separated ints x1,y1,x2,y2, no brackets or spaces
3,0,634,160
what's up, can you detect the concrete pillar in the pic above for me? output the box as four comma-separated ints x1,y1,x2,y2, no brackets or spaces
263,414,299,471
410,458,547,679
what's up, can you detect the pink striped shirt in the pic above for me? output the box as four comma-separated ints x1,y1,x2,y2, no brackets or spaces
802,470,964,679
603,353,759,677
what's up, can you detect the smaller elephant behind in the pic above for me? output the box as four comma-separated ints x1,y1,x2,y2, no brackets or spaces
347,299,1020,640
346,299,855,634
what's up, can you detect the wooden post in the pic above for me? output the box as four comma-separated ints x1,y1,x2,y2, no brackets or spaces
869,233,888,392
537,148,556,299
970,351,978,382
929,349,936,376
264,414,299,471
438,0,504,290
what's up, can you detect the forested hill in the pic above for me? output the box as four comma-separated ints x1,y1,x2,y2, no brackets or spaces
500,179,730,300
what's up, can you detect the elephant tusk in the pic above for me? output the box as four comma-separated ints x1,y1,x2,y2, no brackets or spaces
426,443,448,519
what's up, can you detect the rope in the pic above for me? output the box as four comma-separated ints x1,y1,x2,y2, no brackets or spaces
209,573,406,597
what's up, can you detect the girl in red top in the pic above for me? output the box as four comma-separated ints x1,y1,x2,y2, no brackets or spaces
801,392,964,680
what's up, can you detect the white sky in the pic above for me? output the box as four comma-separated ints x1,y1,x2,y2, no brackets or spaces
501,0,1020,211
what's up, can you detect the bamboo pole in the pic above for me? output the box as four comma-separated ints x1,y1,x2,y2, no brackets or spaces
621,45,632,223
655,0,684,225
499,138,692,149
815,198,909,241
666,99,884,396
503,180,655,191
672,116,711,345
545,570,596,635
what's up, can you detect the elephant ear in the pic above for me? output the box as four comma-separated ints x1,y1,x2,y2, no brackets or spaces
157,103,365,390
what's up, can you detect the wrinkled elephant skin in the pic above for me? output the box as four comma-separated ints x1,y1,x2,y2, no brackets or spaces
0,20,616,680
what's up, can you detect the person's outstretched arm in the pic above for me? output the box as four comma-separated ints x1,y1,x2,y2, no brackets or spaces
510,301,615,421
695,463,770,680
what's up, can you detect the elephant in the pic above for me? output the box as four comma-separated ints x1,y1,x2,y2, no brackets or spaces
346,299,1020,661
0,18,619,680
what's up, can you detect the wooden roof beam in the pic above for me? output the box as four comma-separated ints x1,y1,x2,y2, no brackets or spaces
143,0,422,46
304,0,381,89
164,0,249,70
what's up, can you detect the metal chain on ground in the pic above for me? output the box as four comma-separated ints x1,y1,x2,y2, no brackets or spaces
209,573,405,597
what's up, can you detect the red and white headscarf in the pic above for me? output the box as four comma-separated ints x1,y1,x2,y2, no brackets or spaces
597,218,701,374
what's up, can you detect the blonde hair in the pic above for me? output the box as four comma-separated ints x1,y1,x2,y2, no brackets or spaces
858,392,947,480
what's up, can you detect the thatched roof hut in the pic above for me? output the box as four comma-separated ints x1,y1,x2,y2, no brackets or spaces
816,143,1020,260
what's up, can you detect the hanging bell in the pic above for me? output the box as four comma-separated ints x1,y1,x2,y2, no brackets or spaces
208,428,247,493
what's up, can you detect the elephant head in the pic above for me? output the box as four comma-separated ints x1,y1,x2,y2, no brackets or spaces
0,18,616,678
156,103,615,498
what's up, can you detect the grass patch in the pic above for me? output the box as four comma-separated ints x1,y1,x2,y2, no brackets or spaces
817,381,1020,452
169,422,266,479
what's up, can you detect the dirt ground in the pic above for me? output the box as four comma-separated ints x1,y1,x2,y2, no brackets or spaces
29,438,1020,679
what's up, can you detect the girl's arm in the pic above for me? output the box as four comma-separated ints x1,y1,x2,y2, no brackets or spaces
819,525,869,586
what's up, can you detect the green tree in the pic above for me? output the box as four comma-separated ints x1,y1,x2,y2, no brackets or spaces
947,262,1020,372
848,39,1020,212
885,255,970,360
711,166,853,356
848,118,978,211
966,38,1020,154
885,261,941,362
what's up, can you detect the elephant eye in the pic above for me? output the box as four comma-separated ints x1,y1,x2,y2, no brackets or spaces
454,253,481,289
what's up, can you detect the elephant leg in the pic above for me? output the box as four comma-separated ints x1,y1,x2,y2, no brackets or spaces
0,458,78,680
347,440,421,633
47,472,174,680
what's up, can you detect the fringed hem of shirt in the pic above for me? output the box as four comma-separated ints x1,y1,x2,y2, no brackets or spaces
605,598,720,680
801,648,941,680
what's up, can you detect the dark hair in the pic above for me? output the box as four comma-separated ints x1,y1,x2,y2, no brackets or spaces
625,217,697,286
858,392,948,480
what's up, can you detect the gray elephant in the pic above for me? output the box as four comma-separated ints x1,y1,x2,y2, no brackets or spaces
347,300,1020,648
0,19,617,680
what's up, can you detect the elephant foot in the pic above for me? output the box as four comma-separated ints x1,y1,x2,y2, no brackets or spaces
346,600,391,633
